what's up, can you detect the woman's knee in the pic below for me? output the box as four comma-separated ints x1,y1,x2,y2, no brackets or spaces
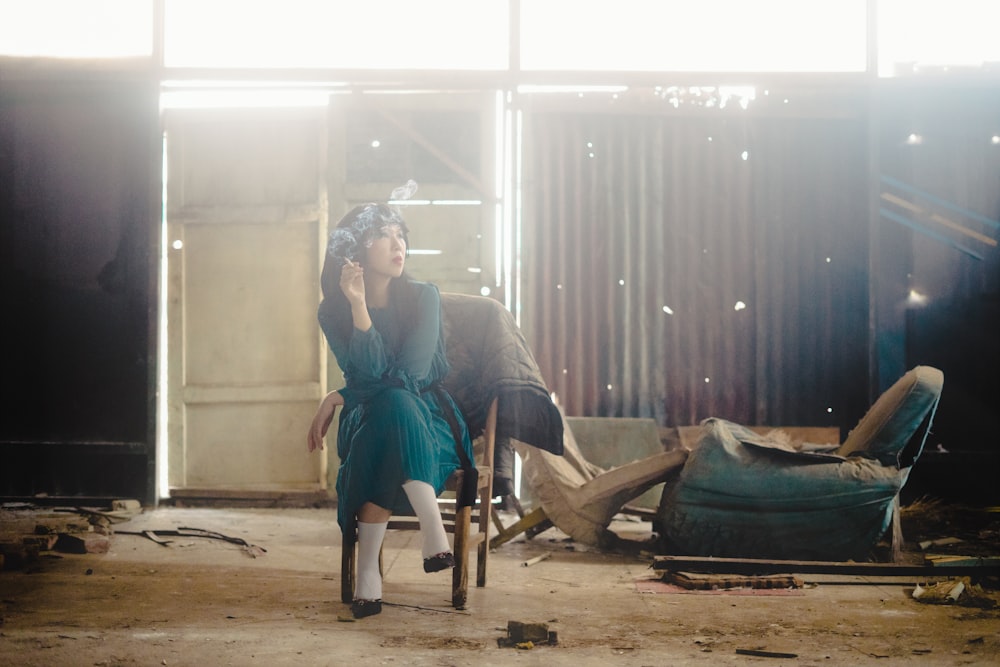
358,502,392,523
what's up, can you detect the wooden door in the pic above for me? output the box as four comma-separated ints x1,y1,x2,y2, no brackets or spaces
164,107,328,496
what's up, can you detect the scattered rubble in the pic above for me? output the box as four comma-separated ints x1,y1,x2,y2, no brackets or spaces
663,571,802,591
1,501,268,568
115,526,267,558
497,620,558,648
0,500,140,570
912,577,998,609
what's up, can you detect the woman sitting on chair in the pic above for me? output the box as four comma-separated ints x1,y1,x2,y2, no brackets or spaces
307,183,472,619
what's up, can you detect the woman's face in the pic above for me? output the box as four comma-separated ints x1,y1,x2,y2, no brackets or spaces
363,223,407,279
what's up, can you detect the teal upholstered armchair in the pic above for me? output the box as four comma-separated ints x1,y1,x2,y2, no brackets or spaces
657,366,944,561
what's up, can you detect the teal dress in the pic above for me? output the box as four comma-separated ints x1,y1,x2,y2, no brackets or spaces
318,281,472,531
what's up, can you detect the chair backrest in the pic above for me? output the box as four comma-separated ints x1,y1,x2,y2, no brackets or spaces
836,365,944,468
438,291,561,448
438,292,497,437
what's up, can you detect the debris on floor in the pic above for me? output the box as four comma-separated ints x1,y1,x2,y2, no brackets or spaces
912,577,997,609
1,501,269,567
2,505,1000,665
635,577,805,597
662,571,803,591
920,536,965,550
901,498,1000,559
650,554,1000,579
497,620,558,648
735,648,798,659
0,500,141,569
521,552,552,567
115,526,267,558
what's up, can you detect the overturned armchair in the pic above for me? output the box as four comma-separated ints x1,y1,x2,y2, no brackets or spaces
656,365,944,561
502,364,942,563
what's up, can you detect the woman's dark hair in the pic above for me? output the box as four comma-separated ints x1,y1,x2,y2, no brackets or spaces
319,203,419,349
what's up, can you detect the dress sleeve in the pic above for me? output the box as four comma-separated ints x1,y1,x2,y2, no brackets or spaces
318,283,442,406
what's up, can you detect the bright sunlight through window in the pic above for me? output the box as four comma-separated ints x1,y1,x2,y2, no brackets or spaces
519,0,868,72
0,0,152,58
877,0,1000,76
1,0,998,76
163,0,509,70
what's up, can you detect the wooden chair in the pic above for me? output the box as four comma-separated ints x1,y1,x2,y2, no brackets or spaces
340,399,495,609
426,293,565,556
340,294,501,610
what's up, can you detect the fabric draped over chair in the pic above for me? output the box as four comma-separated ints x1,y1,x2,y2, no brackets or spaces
439,292,564,496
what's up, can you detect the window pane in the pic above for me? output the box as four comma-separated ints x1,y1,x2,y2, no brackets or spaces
345,110,481,184
0,0,152,58
521,0,867,72
165,0,509,69
878,0,1000,77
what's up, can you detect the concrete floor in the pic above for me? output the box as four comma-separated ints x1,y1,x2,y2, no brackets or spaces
1,506,998,667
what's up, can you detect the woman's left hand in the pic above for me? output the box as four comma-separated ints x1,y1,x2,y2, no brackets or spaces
307,391,344,452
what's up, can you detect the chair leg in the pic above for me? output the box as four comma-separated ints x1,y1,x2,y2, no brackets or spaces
451,504,471,609
341,516,357,604
890,495,904,563
476,488,490,588
504,492,527,517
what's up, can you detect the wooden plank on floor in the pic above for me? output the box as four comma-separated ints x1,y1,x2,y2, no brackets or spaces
652,555,1000,577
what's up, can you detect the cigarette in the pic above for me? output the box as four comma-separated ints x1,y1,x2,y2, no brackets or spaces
522,553,552,567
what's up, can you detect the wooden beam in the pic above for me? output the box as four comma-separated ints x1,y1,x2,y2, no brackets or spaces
489,506,553,549
652,555,1000,578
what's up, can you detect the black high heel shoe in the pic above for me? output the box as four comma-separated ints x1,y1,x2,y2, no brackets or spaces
351,598,383,618
423,551,455,573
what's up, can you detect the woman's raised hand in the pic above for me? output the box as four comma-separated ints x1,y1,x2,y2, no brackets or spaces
340,260,366,306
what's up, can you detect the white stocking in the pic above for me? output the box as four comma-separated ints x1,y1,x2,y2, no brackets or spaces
402,480,451,558
355,521,387,601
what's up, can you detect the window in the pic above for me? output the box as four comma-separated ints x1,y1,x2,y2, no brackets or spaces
163,0,509,70
519,0,868,73
4,0,999,78
0,0,152,58
345,109,481,184
877,0,1000,76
